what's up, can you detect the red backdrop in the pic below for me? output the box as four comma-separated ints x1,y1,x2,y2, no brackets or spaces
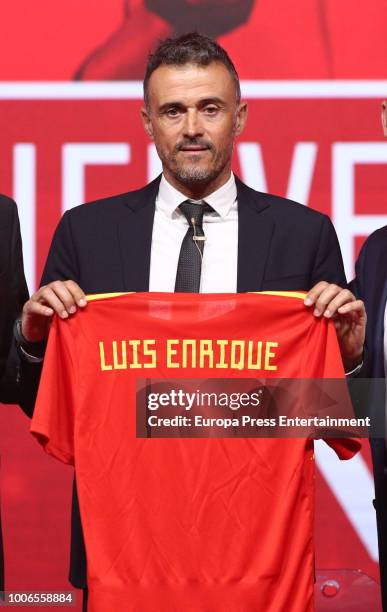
0,2,386,609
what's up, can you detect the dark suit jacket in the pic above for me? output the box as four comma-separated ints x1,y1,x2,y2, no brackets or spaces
19,175,346,587
0,196,29,399
0,195,29,593
351,225,387,610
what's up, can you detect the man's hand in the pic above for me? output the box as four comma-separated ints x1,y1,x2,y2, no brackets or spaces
304,281,366,372
21,281,87,343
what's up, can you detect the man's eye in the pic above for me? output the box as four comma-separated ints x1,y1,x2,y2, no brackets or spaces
166,108,180,117
204,106,218,114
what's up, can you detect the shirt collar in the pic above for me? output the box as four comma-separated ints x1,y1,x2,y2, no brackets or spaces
157,173,237,219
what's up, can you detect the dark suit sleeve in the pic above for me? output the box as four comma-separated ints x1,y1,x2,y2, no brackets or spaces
310,215,346,287
16,212,81,416
349,237,367,300
0,198,29,403
0,197,28,593
348,238,372,379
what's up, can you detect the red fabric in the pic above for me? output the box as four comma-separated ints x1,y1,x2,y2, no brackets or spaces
31,292,359,612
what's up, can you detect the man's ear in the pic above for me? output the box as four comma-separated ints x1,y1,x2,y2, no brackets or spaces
234,102,248,137
382,101,387,137
141,107,154,140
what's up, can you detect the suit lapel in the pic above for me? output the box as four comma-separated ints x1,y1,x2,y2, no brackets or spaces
117,175,275,293
117,176,161,291
236,178,274,292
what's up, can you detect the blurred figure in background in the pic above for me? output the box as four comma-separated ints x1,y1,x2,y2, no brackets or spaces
351,100,387,611
74,0,255,79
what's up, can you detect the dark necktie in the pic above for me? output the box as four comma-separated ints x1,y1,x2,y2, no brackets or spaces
174,200,213,292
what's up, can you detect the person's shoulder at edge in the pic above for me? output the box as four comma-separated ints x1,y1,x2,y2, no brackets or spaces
358,224,387,255
0,193,18,215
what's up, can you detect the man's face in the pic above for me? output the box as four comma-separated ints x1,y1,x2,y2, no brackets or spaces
142,62,247,195
382,101,387,137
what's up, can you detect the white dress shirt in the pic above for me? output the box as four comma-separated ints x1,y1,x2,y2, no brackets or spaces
149,173,238,293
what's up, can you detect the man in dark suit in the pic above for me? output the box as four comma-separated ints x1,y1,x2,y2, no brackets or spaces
0,195,29,595
16,33,365,600
350,99,387,611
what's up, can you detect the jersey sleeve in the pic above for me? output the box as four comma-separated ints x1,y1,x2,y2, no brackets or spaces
302,315,362,458
30,315,77,465
324,437,361,459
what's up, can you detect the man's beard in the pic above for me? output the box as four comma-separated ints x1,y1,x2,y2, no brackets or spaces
165,139,232,186
170,159,221,184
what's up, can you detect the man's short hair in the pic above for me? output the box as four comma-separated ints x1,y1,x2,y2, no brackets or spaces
143,32,241,108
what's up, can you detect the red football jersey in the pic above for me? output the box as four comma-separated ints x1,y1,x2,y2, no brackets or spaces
31,292,360,612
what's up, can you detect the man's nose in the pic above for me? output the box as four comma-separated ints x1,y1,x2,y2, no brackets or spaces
183,109,204,138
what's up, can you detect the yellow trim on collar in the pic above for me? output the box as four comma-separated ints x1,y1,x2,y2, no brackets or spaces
86,292,132,302
86,290,307,302
255,291,307,300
